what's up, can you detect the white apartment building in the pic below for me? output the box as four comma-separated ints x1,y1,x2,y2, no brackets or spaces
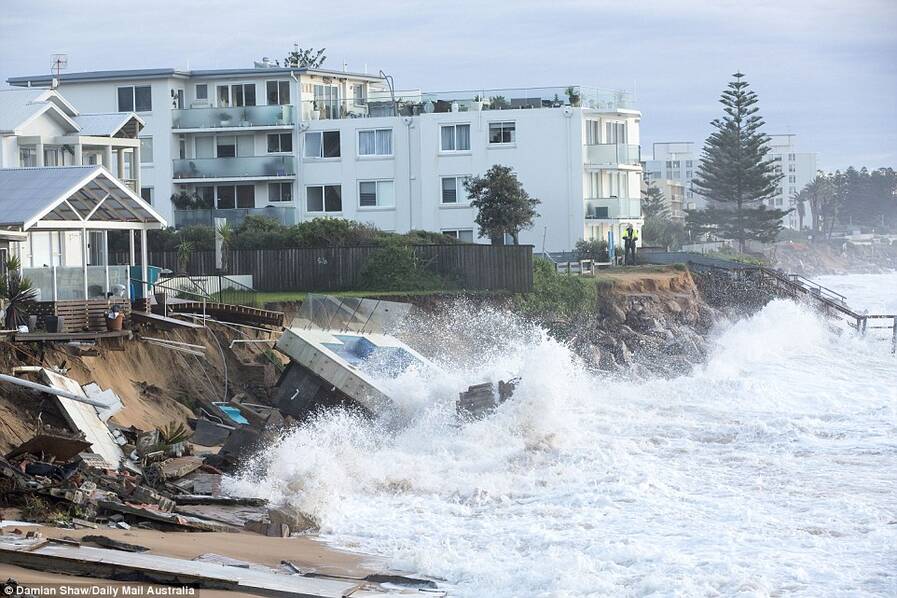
641,176,685,222
644,138,817,229
9,66,642,252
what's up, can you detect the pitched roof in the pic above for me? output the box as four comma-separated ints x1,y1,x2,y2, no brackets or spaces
0,87,79,134
0,166,165,230
74,112,144,136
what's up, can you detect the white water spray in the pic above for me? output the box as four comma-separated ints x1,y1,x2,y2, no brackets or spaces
229,275,897,596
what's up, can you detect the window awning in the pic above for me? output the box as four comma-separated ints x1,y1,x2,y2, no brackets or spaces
0,165,166,231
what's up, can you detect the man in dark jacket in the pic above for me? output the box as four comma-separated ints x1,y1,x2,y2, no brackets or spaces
623,224,638,265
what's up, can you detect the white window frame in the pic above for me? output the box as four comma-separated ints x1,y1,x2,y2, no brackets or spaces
440,124,471,153
305,184,343,214
304,130,341,159
139,137,153,163
358,180,395,209
357,128,393,157
488,121,516,145
441,229,474,242
195,84,208,101
268,182,293,203
267,132,292,154
440,175,471,205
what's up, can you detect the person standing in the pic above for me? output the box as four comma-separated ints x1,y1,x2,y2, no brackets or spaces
623,224,638,265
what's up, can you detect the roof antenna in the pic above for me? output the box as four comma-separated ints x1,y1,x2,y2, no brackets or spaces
50,53,68,84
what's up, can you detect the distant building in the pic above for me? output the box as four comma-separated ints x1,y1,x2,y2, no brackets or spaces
9,65,644,252
643,142,703,210
644,137,817,229
643,178,685,222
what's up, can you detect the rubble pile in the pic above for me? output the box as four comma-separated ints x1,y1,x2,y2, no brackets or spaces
0,366,314,537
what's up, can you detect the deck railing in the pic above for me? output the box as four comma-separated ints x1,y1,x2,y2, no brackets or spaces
23,265,130,302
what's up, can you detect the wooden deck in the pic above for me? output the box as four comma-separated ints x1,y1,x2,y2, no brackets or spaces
161,302,284,328
12,330,132,342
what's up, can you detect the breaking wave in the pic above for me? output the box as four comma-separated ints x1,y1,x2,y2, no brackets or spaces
228,280,897,597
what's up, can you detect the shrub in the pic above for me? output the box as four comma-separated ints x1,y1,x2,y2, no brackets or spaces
358,243,447,291
515,257,593,318
575,239,609,261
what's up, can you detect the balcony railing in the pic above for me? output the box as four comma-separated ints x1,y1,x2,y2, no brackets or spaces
172,105,295,130
173,207,296,228
585,197,641,220
584,143,641,167
172,156,295,180
301,85,634,121
23,265,130,302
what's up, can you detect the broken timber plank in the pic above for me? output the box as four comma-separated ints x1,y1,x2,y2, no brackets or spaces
0,539,361,597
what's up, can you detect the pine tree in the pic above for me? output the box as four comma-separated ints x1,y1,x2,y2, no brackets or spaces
641,178,669,219
687,72,788,250
283,42,326,69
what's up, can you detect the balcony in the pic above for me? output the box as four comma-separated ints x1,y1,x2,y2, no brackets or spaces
301,85,634,121
173,207,296,228
584,144,641,169
172,105,295,131
585,197,641,220
172,156,295,182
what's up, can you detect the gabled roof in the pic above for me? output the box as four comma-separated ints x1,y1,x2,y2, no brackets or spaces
0,166,165,230
0,87,80,134
74,113,145,137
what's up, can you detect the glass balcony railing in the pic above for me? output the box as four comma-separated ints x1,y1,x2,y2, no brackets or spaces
23,265,130,301
172,156,295,180
173,207,296,228
585,197,641,220
301,86,634,120
584,143,641,167
172,105,295,130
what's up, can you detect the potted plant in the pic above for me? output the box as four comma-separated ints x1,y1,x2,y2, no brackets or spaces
552,93,563,108
105,304,124,331
489,95,509,110
0,256,38,331
565,86,581,107
310,100,321,120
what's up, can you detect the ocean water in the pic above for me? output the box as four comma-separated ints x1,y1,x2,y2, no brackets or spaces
229,274,897,597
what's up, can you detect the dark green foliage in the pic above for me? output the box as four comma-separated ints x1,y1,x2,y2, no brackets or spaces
514,257,593,319
641,179,669,219
688,72,789,249
283,43,326,68
1,256,38,328
643,218,689,249
358,243,448,291
465,165,540,245
149,226,215,251
796,168,897,235
575,239,609,261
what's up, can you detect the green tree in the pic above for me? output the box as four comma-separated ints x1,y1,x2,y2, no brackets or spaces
283,42,326,69
641,178,669,219
464,165,540,245
0,256,38,329
688,72,789,250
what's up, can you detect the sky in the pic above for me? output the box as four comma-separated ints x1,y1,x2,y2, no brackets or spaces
1,0,895,170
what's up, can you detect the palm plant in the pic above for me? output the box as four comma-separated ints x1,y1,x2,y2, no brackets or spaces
0,256,39,329
216,222,233,272
176,241,194,273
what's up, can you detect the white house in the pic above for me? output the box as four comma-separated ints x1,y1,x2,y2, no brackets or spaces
9,66,643,252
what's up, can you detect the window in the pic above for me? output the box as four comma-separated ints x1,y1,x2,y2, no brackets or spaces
358,180,395,208
686,160,694,167
196,186,214,206
605,122,627,143
441,124,471,152
788,153,796,161
117,86,152,112
441,176,470,204
217,84,256,107
43,148,60,166
19,147,36,167
306,185,342,213
788,175,797,184
195,84,208,101
267,133,292,153
139,137,153,163
195,136,214,159
352,84,366,106
358,129,392,156
442,229,474,242
268,182,293,203
788,164,796,173
266,81,291,105
216,185,255,209
313,85,340,119
140,187,153,205
216,136,236,158
304,131,340,158
488,121,516,144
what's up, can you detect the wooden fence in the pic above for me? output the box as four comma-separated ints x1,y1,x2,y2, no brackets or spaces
111,245,533,293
